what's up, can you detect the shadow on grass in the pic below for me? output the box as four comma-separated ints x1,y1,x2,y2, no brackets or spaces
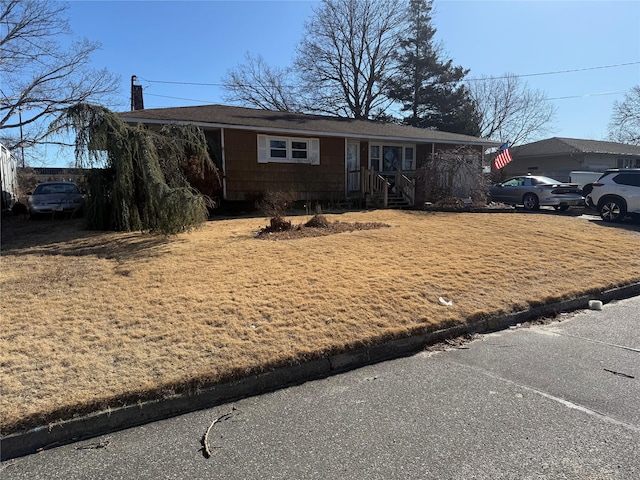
584,215,640,233
1,216,179,262
513,206,587,217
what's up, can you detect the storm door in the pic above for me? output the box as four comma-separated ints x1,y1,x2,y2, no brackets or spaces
347,142,360,192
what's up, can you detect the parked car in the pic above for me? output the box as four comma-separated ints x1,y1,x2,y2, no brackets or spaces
488,175,584,211
569,171,604,205
27,182,85,217
586,168,640,222
569,171,604,188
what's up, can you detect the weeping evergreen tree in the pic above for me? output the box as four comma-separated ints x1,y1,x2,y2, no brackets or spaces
55,103,215,234
387,0,480,136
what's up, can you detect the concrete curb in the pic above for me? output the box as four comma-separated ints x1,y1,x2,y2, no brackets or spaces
3,282,639,461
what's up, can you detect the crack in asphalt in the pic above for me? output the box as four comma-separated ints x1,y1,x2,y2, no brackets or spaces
445,359,640,434
550,332,640,354
603,368,635,379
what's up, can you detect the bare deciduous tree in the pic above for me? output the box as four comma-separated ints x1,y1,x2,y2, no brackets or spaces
608,85,640,146
467,73,556,146
0,0,119,161
222,53,302,112
418,145,487,203
294,0,404,119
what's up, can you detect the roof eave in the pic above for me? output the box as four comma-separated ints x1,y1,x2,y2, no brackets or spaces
119,116,501,148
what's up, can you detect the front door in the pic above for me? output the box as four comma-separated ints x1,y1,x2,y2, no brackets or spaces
347,142,360,192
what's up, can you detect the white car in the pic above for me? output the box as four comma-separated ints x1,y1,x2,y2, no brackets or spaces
586,169,640,222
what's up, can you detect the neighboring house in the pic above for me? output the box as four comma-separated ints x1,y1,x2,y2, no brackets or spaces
16,167,90,200
1,142,18,209
23,167,89,185
120,105,499,207
503,137,640,182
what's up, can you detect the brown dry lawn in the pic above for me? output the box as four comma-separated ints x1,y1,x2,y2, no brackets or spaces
2,209,640,434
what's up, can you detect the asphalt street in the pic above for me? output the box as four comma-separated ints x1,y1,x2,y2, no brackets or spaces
2,296,639,479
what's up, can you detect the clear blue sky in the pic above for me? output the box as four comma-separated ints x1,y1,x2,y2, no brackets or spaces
44,0,640,166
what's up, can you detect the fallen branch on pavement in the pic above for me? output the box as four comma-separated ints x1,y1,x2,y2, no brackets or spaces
201,410,234,458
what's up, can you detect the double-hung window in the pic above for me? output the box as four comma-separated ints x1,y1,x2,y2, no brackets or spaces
258,135,320,164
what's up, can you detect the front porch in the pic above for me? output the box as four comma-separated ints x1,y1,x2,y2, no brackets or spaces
348,168,416,208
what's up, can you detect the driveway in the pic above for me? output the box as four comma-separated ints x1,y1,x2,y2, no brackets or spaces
2,297,639,479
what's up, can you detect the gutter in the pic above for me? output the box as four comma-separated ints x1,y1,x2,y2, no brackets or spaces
119,116,502,148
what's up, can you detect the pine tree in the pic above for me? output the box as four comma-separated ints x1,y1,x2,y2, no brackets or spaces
387,0,480,136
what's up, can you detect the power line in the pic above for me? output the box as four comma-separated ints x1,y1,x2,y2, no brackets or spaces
143,88,626,109
145,92,218,104
465,61,640,82
137,61,639,87
548,91,625,101
138,61,637,109
140,78,221,86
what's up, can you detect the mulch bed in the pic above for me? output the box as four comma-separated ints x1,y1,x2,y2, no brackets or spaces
256,214,390,240
423,198,515,213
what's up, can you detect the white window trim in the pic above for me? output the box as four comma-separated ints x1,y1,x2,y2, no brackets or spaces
258,134,320,164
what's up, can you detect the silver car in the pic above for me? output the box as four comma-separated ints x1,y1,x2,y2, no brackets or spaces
28,182,85,217
488,175,584,211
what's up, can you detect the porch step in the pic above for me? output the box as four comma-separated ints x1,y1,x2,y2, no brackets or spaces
363,193,411,209
386,194,411,208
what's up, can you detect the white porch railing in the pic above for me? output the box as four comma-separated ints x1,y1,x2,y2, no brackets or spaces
395,172,415,206
359,168,390,207
355,168,416,207
360,168,416,208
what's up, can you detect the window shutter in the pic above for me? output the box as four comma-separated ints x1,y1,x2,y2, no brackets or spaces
309,139,320,165
257,135,268,163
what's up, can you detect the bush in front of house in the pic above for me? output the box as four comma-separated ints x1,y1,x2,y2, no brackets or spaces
256,190,297,232
304,214,330,228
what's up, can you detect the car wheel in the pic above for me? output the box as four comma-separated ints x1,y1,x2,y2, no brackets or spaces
599,196,627,222
553,205,569,212
522,193,539,211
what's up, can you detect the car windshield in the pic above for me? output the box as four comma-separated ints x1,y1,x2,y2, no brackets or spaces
531,176,561,185
501,178,525,187
33,183,80,195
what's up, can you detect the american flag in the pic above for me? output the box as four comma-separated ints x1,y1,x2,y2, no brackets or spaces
493,142,512,169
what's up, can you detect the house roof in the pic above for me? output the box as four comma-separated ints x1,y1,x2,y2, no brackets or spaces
120,104,500,147
511,137,640,158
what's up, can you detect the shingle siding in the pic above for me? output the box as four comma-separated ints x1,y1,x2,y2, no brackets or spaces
223,129,345,202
